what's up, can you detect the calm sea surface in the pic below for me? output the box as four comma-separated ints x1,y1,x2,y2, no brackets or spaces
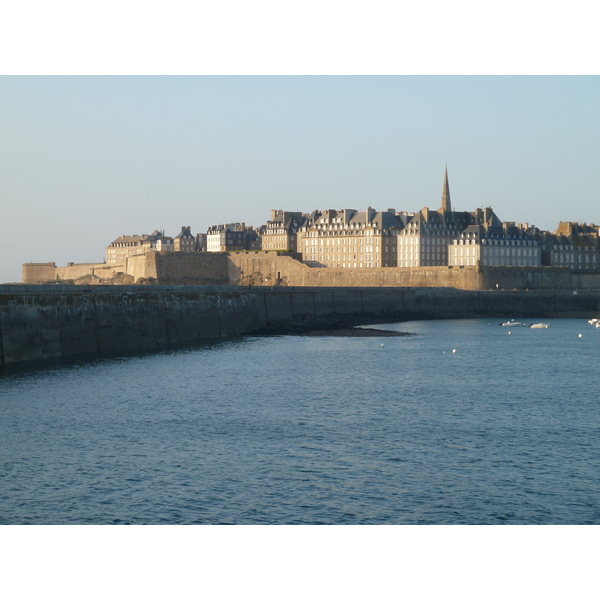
1,318,599,524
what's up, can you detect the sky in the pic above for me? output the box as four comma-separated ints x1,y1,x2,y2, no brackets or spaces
1,75,599,283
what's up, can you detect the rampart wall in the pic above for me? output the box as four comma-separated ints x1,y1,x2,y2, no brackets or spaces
23,261,127,284
227,252,598,291
151,252,229,284
55,263,123,281
22,263,57,284
22,251,600,290
1,285,598,366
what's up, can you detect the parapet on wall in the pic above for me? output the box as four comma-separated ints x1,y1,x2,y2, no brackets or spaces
22,261,127,284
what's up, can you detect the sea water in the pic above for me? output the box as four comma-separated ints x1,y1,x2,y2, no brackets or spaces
1,318,599,524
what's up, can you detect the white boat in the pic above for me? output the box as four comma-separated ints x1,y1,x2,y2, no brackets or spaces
499,320,525,327
588,318,599,325
529,323,549,329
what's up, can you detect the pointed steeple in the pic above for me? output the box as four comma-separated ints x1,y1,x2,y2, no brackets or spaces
441,166,452,212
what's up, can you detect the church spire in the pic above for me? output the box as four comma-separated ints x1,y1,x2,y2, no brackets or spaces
441,166,452,212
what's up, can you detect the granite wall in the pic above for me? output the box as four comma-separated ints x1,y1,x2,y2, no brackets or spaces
1,285,598,366
23,251,600,290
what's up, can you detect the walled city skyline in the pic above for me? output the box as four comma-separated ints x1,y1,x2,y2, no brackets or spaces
3,77,599,283
21,167,600,287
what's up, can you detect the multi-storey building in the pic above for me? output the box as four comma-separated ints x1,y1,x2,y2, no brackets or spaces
206,223,258,252
397,169,483,267
195,233,207,252
105,230,165,265
261,211,306,251
155,237,174,252
534,222,600,271
536,231,577,268
246,227,262,251
557,222,599,271
449,223,541,267
174,226,196,252
298,208,404,268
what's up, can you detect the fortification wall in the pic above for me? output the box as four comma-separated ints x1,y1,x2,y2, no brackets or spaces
22,263,57,284
152,252,229,284
1,285,599,366
226,252,595,290
572,272,600,290
125,254,150,282
22,261,128,284
477,266,575,291
23,251,600,290
54,263,124,281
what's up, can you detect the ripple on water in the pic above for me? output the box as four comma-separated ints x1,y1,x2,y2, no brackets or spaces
1,318,600,524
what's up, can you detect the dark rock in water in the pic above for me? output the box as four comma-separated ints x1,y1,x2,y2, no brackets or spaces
252,312,415,337
301,328,413,337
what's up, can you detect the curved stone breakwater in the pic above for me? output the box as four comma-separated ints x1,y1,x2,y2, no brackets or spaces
0,284,598,366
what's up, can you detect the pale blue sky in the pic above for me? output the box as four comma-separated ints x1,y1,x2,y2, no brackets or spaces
1,76,599,283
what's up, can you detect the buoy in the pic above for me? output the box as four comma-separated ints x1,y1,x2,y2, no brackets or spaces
508,331,511,335
452,349,457,354
380,343,385,347
578,334,582,338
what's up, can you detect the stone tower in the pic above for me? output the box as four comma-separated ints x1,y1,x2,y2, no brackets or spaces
440,166,452,212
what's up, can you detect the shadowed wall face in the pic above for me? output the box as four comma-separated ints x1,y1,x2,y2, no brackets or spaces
1,286,598,366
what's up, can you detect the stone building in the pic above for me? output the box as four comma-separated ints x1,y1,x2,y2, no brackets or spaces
557,222,599,271
155,237,174,252
297,207,404,268
246,227,262,251
261,211,306,251
174,226,196,252
196,233,207,252
536,231,577,268
449,223,541,267
397,169,484,267
105,230,165,265
206,223,258,252
535,222,600,271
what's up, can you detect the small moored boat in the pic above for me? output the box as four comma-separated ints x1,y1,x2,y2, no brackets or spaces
529,323,549,329
500,320,525,327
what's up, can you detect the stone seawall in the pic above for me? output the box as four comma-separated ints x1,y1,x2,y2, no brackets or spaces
1,285,599,366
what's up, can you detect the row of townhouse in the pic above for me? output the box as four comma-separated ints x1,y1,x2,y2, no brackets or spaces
296,171,599,271
105,170,599,271
298,207,405,268
449,223,542,267
106,227,204,264
537,222,600,271
205,222,261,252
261,210,305,252
297,169,545,270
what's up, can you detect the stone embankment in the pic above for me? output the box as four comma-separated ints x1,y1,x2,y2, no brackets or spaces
0,285,598,366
